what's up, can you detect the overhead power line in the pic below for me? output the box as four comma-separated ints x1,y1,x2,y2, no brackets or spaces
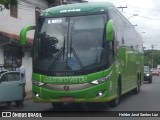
122,11,160,21
127,5,160,12
137,27,160,31
138,16,160,21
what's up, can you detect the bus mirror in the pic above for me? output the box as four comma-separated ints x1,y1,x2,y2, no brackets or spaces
20,26,35,46
106,19,114,42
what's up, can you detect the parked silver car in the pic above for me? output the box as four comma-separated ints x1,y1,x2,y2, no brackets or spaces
0,71,23,107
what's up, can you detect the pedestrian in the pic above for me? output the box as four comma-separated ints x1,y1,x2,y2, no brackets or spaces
15,59,26,108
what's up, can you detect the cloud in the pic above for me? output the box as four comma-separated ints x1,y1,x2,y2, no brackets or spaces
88,0,160,49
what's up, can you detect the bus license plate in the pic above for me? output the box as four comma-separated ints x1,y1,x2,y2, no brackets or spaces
61,97,74,103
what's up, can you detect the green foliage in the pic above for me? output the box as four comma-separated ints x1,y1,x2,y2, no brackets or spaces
144,50,160,68
0,0,18,9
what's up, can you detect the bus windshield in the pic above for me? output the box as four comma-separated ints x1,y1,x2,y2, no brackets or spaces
33,14,110,75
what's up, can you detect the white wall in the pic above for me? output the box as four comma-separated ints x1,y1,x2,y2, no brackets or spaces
0,0,48,92
0,0,48,38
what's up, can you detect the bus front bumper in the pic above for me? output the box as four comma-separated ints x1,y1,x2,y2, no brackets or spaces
32,82,116,103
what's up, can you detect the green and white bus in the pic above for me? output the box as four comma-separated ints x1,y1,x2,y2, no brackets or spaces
20,2,143,108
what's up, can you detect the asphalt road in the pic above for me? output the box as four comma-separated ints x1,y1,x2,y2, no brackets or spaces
1,76,160,119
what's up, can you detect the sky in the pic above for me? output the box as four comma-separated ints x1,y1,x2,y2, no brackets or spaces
87,0,160,50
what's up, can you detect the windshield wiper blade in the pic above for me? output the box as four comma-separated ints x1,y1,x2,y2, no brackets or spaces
48,35,66,72
48,47,64,71
70,47,86,73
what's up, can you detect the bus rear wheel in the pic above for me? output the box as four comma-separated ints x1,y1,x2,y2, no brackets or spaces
109,83,121,107
133,79,141,94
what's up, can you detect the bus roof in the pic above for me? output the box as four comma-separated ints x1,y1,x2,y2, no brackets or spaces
41,2,114,17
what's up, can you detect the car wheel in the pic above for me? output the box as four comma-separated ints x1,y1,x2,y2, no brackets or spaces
15,100,23,108
7,101,11,108
148,78,152,83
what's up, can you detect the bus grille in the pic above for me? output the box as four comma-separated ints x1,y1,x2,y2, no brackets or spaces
43,83,93,91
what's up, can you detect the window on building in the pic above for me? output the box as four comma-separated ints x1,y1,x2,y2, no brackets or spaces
10,4,18,18
4,45,22,70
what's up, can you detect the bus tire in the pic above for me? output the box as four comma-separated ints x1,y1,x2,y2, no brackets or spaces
133,78,141,94
109,82,121,107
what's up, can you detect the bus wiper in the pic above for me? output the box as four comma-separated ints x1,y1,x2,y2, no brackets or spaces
48,47,64,71
70,47,86,73
48,36,65,71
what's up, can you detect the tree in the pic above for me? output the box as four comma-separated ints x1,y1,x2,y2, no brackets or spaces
0,0,18,10
144,50,160,68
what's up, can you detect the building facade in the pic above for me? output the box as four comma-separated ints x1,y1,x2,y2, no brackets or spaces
0,0,48,91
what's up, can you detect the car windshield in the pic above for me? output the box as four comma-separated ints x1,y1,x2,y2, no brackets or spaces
144,66,150,72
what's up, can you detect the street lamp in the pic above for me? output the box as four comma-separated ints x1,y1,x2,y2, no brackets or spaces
128,14,139,19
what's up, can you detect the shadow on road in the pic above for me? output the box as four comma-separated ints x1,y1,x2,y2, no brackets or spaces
2,78,159,112
45,91,136,112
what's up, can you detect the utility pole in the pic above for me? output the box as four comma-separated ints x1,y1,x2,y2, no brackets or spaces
151,44,156,70
117,6,127,11
151,44,154,70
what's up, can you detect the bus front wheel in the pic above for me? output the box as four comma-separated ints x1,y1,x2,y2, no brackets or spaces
108,83,121,107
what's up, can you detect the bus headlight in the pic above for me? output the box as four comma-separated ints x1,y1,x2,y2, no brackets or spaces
32,80,45,86
91,71,112,85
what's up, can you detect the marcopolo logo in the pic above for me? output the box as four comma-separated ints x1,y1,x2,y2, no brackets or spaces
60,9,81,13
44,76,87,83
